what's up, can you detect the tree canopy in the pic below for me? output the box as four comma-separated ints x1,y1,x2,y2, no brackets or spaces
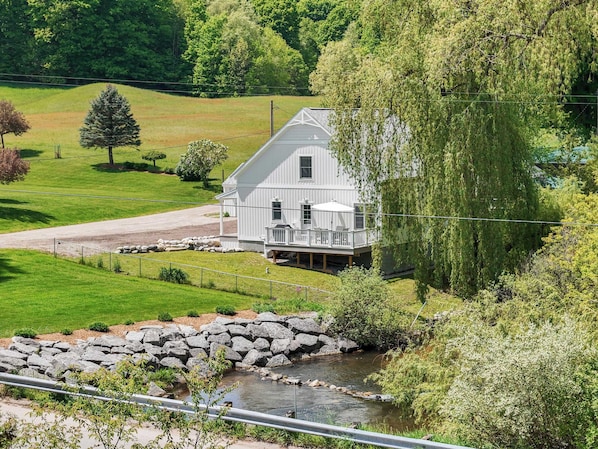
0,100,30,149
175,139,228,186
79,85,141,165
311,0,598,299
0,149,30,184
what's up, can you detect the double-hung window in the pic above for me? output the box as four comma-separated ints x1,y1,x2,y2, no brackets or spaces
272,201,282,221
300,156,312,179
354,204,365,230
302,204,312,225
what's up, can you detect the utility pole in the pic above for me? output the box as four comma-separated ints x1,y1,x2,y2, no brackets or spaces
270,100,274,137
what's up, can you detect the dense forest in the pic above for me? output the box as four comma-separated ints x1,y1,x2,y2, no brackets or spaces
0,0,358,96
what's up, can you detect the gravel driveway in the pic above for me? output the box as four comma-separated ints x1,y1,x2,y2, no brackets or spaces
0,205,237,255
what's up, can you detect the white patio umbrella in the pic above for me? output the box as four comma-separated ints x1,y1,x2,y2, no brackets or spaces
312,200,353,229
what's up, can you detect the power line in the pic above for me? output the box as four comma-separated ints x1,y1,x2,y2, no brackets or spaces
3,189,594,229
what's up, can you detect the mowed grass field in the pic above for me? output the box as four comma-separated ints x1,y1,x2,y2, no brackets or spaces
0,83,317,232
0,250,254,337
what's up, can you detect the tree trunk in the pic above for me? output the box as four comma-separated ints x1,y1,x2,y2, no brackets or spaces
0,133,4,149
108,146,114,165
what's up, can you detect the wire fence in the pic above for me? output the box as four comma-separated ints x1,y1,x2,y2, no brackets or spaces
54,240,332,304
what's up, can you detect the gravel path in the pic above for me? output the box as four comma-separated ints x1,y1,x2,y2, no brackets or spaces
0,205,237,255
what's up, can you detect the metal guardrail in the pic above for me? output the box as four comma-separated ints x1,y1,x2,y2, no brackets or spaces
0,373,474,449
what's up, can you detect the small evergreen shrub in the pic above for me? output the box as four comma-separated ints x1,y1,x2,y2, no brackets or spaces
88,322,109,332
158,312,173,322
215,305,236,316
159,266,189,284
61,328,73,336
113,258,122,273
204,280,215,289
96,257,104,269
14,328,36,338
124,319,135,325
187,310,199,317
252,303,275,314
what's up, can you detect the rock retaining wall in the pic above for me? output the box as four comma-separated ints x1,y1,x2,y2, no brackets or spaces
0,313,358,383
116,236,244,254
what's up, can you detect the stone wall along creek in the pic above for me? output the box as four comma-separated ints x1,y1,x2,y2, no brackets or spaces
0,313,390,401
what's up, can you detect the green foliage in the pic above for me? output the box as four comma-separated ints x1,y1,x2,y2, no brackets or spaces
157,312,173,322
252,302,275,313
27,0,187,83
328,266,410,349
80,84,141,165
187,310,199,317
124,319,135,325
112,258,122,273
13,328,36,338
175,139,228,186
311,0,598,299
122,161,149,171
215,304,236,316
441,319,595,449
141,150,167,167
88,322,109,332
158,266,189,284
61,328,73,336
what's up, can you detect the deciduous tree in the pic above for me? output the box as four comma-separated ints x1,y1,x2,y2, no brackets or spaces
0,148,30,184
80,85,141,166
311,0,597,299
0,100,30,149
176,139,228,187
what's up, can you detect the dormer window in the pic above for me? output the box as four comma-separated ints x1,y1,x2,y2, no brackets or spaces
300,156,312,179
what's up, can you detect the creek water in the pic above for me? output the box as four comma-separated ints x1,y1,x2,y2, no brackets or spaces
212,351,411,431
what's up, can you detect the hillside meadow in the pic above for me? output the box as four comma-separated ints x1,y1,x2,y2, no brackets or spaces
0,250,254,337
0,83,317,232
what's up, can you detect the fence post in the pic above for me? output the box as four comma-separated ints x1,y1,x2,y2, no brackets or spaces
139,258,142,277
109,252,112,271
81,246,84,263
53,238,56,258
200,268,203,287
305,287,308,302
270,281,273,299
235,275,238,292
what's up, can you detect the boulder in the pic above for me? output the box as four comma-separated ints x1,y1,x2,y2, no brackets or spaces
143,329,163,345
246,324,270,339
186,335,209,349
253,338,270,351
209,343,242,362
338,338,359,353
266,354,292,367
259,322,294,340
160,357,186,370
294,333,320,352
125,331,145,343
200,323,228,335
255,312,282,322
242,350,271,367
226,325,251,338
207,333,231,346
231,336,254,355
286,317,323,335
270,338,292,355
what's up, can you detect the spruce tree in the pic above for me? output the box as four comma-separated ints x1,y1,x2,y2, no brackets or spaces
80,85,141,165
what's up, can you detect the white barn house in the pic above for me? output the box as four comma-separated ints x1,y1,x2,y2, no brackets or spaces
216,108,378,270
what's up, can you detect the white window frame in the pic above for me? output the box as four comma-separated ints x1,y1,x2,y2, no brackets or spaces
302,203,312,225
272,200,282,221
354,204,365,230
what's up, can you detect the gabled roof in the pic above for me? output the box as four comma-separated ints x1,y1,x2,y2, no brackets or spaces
222,108,333,189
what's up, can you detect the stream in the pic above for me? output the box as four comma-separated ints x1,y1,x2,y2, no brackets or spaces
210,351,412,431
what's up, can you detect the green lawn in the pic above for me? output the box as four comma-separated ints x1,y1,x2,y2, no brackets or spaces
0,250,253,337
0,83,317,232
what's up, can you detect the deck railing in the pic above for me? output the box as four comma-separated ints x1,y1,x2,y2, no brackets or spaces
265,227,378,250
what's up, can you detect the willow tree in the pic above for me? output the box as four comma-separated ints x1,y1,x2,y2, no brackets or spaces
311,0,597,299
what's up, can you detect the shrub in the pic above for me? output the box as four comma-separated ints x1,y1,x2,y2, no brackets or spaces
158,312,173,322
14,328,36,338
141,150,167,167
113,258,122,273
215,305,236,316
187,310,199,317
328,266,409,349
124,319,135,325
88,322,109,332
159,266,189,284
61,328,73,336
252,303,275,314
175,139,228,187
96,257,104,269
